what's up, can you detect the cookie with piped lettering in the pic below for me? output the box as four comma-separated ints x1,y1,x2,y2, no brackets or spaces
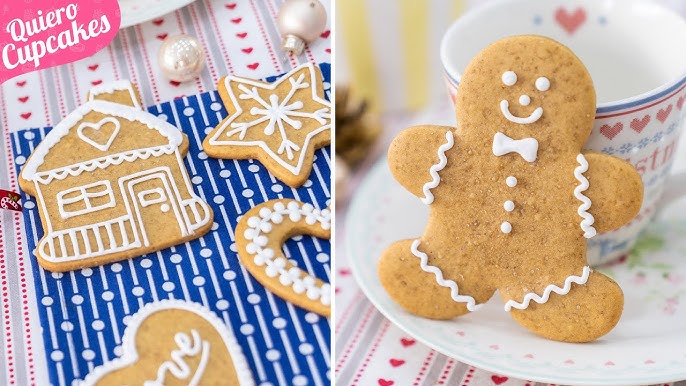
378,35,643,342
235,199,331,316
18,81,213,272
80,299,254,386
202,63,331,187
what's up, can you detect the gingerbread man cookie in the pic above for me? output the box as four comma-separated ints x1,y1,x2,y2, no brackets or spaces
378,35,643,342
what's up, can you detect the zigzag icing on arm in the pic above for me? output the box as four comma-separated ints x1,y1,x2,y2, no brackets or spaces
410,239,482,312
421,131,454,205
504,266,591,311
574,154,596,238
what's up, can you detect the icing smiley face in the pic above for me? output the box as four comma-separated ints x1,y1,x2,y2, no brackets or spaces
455,36,597,151
499,71,549,125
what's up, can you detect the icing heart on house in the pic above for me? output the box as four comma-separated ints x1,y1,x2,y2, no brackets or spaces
235,199,331,316
77,117,121,151
80,299,254,386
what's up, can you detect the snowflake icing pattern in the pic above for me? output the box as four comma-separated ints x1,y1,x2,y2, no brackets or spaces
225,73,330,160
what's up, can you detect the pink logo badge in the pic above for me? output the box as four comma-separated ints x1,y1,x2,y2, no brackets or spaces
0,0,120,84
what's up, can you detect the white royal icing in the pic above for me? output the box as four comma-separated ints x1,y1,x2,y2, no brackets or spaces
506,176,517,187
79,299,255,386
243,201,331,305
57,180,115,219
88,80,142,109
37,164,211,264
421,130,454,205
137,187,167,207
492,132,539,162
410,239,482,312
22,82,212,266
22,99,183,184
501,71,517,86
503,200,515,212
500,100,543,125
144,329,210,386
77,117,121,151
208,62,331,176
574,154,596,238
535,77,550,92
500,221,512,234
518,95,531,106
504,266,591,311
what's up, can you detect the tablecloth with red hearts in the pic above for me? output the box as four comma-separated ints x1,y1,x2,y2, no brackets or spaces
0,0,331,384
334,103,686,386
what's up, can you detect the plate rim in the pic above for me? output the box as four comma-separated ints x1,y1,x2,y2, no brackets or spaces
118,0,196,29
344,156,686,386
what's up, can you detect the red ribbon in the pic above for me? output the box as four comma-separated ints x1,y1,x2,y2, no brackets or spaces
0,189,22,212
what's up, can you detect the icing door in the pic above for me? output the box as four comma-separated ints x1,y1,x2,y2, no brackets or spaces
122,168,189,247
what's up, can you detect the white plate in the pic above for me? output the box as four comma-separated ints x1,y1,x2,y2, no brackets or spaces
346,157,686,386
118,0,196,29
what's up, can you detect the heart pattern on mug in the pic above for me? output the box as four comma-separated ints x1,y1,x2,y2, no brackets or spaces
235,199,331,316
77,117,121,151
677,95,685,110
657,104,673,123
554,7,586,35
80,300,254,386
630,114,651,133
599,122,623,140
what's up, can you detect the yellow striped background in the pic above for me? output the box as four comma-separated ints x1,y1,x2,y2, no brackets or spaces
338,0,466,112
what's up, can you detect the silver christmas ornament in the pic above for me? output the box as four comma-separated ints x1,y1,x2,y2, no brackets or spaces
277,0,327,55
158,34,205,82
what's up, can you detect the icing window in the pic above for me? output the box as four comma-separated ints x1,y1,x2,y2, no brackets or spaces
57,181,115,219
137,188,167,207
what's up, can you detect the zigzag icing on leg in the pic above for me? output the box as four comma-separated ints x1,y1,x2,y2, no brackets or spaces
504,266,591,312
410,239,482,312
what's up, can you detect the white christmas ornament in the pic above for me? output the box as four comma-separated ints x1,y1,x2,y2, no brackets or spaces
158,35,205,82
277,0,328,55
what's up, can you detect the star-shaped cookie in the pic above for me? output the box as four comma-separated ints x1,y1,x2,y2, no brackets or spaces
203,63,331,187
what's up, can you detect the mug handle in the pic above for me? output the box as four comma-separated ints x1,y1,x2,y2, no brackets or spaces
659,171,686,209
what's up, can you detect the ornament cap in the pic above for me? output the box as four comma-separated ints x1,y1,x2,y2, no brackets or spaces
282,34,306,55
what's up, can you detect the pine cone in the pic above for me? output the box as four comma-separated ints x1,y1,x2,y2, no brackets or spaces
335,85,382,167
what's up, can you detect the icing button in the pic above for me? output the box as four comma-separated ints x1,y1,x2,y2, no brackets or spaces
500,221,512,234
506,176,518,187
504,200,515,212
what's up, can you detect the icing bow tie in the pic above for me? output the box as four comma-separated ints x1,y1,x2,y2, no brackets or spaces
492,132,539,162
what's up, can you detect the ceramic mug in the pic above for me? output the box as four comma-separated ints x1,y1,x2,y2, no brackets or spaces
440,0,686,265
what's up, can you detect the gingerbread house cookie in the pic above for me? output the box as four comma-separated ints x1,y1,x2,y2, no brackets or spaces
19,81,213,272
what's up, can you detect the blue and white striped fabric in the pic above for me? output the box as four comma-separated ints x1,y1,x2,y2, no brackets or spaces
10,64,331,386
